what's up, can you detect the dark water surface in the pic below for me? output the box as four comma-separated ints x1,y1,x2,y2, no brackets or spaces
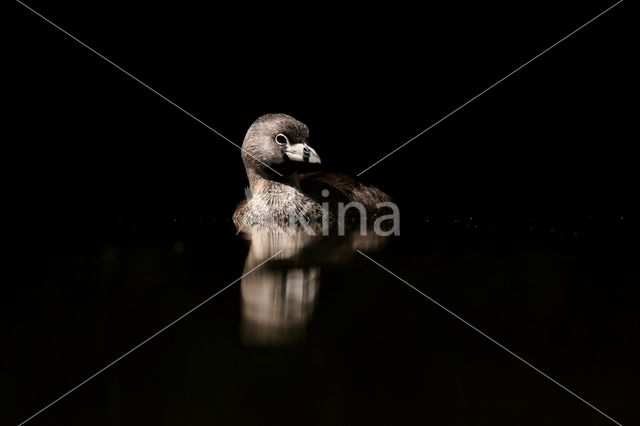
10,1,634,424
6,215,639,426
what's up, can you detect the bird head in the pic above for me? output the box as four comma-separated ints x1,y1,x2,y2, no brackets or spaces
241,114,321,174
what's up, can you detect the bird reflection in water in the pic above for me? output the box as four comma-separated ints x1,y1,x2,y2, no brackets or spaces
239,227,388,345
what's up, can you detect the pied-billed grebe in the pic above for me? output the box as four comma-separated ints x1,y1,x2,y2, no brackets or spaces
233,114,391,230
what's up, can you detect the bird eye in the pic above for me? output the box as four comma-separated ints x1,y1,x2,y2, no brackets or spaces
275,134,288,145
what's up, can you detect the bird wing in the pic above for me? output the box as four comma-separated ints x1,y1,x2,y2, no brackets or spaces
298,171,391,209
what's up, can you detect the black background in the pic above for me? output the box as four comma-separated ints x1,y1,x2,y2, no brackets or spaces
7,2,639,426
10,0,634,227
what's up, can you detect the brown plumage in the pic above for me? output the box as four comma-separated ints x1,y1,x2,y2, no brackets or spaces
233,114,391,231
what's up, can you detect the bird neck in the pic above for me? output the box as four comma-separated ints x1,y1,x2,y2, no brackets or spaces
246,167,300,195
